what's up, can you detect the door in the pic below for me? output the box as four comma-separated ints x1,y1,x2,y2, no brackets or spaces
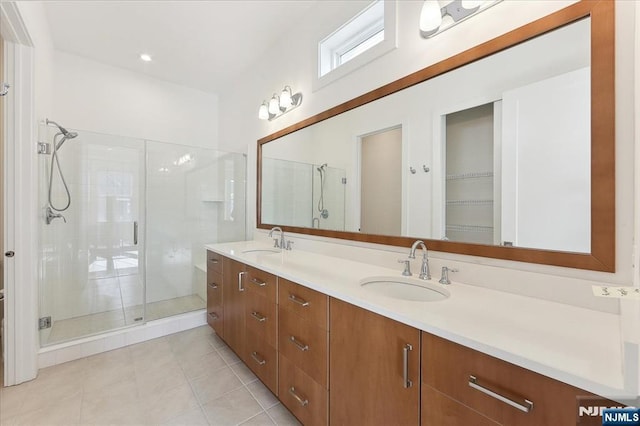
360,127,402,235
330,298,420,425
38,130,146,346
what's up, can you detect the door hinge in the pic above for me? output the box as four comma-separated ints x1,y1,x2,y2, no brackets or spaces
38,142,51,155
341,177,347,184
39,316,52,330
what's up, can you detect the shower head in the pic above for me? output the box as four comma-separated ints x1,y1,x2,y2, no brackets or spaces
46,119,78,139
317,163,327,172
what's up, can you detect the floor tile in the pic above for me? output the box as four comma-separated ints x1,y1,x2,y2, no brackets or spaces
240,411,275,425
161,406,210,426
190,366,244,405
178,348,227,380
247,380,279,410
217,345,242,365
230,361,259,385
139,382,200,424
4,392,82,426
266,404,302,426
201,387,263,426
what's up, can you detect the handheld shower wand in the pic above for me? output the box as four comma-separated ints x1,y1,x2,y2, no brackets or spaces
45,119,79,217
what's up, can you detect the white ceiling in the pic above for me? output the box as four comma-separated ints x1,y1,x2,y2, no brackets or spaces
42,1,320,94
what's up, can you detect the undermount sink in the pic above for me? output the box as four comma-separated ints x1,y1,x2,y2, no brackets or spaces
241,248,281,254
360,276,450,302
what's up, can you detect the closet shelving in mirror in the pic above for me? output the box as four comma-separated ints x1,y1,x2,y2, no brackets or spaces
446,171,494,180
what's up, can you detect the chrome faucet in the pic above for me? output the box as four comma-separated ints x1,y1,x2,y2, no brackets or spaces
45,206,66,225
268,226,289,250
408,240,430,280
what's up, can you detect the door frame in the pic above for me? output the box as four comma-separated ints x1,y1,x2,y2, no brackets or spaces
1,2,39,386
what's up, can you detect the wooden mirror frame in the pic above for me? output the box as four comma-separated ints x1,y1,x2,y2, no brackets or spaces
257,0,615,272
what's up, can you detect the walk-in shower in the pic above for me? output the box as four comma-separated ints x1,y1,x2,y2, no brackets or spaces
38,124,246,346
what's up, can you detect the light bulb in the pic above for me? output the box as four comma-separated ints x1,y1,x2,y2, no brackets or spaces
140,53,152,62
280,86,293,109
268,94,280,115
461,0,483,9
419,0,442,34
258,102,269,120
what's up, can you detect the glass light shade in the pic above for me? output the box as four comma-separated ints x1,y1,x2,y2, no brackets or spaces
258,102,269,120
461,0,483,9
280,86,293,109
268,95,280,115
420,0,443,33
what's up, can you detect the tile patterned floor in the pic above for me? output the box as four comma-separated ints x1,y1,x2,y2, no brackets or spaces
0,326,301,426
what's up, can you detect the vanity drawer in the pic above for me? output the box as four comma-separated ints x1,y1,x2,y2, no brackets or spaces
245,290,277,347
279,354,328,426
206,288,223,337
422,333,590,426
246,266,277,301
207,271,223,307
278,278,328,330
279,307,328,388
206,250,223,275
422,385,499,426
245,329,278,395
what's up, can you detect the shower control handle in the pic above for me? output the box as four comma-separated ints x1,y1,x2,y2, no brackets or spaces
133,221,138,245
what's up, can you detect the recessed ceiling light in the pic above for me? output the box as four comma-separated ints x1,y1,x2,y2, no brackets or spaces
140,53,152,62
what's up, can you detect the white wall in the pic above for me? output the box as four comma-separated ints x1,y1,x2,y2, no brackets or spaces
218,1,637,310
52,51,219,148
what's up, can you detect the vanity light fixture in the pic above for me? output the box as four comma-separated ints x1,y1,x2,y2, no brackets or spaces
258,85,303,121
419,0,502,39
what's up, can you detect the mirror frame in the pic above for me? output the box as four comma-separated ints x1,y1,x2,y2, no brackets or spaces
257,0,615,272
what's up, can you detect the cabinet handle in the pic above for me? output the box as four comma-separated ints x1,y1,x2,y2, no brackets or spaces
289,294,309,307
468,375,533,413
251,278,266,287
251,311,267,322
208,312,219,320
289,335,309,352
289,387,309,407
403,343,413,388
208,283,218,289
209,258,219,264
251,351,266,366
238,271,246,292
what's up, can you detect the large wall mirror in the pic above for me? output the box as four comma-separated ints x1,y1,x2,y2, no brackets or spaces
258,0,614,272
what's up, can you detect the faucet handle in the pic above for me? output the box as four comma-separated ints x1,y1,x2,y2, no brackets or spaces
273,238,281,248
439,266,458,285
398,259,412,276
285,240,294,251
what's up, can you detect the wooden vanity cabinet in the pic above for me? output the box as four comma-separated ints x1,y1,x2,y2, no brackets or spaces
278,278,329,426
330,297,420,426
244,266,279,394
222,257,247,362
206,251,224,336
422,333,593,426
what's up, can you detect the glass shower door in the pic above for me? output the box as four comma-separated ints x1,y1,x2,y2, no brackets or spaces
39,129,145,346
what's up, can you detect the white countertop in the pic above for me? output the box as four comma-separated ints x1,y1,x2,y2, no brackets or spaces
205,240,629,399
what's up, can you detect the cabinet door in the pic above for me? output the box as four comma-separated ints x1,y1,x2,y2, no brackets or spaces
330,298,420,425
222,257,246,360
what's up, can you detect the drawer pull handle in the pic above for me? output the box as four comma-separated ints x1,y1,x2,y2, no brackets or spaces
251,351,266,366
251,278,267,287
238,271,246,292
468,375,533,413
403,343,413,388
289,294,309,307
209,258,219,264
289,387,309,407
251,311,267,322
289,335,309,352
208,312,219,320
208,283,218,289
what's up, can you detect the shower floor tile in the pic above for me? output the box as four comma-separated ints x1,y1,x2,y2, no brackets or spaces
1,326,301,426
43,294,206,346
